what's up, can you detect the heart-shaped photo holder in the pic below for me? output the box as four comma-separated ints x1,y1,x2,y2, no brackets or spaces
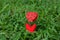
26,12,38,22
26,23,36,33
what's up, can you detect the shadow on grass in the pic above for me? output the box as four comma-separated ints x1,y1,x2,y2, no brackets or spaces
36,24,46,31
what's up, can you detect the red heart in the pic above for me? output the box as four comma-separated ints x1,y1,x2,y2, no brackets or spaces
25,23,36,33
26,12,38,22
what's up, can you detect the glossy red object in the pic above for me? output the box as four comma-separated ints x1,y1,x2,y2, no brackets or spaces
26,23,36,33
26,12,38,22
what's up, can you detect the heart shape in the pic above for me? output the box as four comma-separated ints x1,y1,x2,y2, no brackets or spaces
25,23,36,33
26,12,38,22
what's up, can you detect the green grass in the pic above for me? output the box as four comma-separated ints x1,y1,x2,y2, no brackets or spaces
0,0,60,40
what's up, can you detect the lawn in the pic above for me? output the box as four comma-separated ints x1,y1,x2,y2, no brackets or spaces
0,0,60,40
